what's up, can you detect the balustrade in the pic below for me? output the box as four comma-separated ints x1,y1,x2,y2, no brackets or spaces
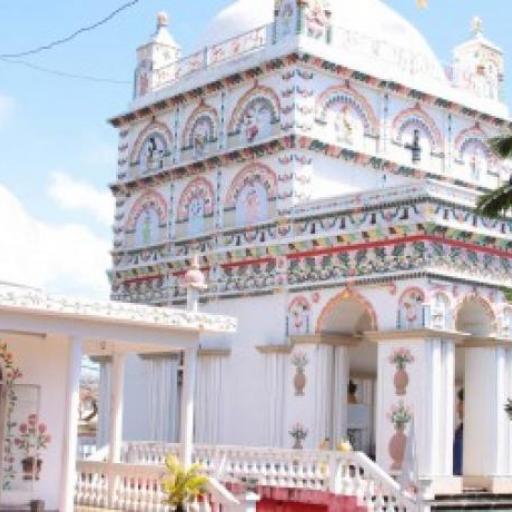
77,442,416,511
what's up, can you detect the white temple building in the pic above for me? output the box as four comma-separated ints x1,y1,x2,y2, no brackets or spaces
96,0,512,506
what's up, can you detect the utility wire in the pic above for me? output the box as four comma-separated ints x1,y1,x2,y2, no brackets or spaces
0,57,130,84
0,0,140,58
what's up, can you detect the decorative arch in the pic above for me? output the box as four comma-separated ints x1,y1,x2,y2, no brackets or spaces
393,105,442,151
454,125,493,160
228,83,280,136
225,163,278,208
453,294,496,324
130,120,173,164
316,84,379,136
181,102,219,153
177,177,215,222
398,287,426,329
126,190,167,232
288,296,311,336
315,288,378,334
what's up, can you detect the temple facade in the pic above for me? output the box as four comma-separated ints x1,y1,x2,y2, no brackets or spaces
106,0,512,497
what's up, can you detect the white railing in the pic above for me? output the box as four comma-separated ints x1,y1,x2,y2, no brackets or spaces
75,460,239,511
152,25,269,91
144,20,503,104
77,442,416,511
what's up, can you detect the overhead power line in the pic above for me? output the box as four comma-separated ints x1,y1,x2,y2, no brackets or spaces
0,57,130,85
0,0,140,58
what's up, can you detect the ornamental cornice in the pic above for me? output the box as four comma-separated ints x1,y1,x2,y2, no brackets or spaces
109,51,512,131
0,284,236,334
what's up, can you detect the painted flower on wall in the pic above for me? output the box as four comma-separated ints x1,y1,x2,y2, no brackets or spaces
14,414,51,481
387,401,413,471
0,343,23,490
289,422,308,450
389,347,414,396
291,352,309,396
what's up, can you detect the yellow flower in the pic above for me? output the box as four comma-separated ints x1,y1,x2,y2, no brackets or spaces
336,440,353,453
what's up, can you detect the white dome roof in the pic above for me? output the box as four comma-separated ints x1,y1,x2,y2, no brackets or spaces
200,0,445,83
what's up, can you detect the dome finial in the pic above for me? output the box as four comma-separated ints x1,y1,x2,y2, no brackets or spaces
471,15,483,36
157,11,169,29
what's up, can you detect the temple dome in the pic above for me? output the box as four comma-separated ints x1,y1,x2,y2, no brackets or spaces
200,0,446,83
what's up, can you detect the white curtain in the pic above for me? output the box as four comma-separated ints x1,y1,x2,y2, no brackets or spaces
97,359,112,448
195,356,225,444
265,353,287,447
313,345,334,447
146,355,180,442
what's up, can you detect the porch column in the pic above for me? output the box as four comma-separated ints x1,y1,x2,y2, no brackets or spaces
373,332,460,498
107,352,126,509
180,346,198,467
59,336,83,512
464,344,512,492
108,352,126,464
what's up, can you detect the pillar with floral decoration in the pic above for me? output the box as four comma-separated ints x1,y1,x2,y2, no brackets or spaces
370,332,461,499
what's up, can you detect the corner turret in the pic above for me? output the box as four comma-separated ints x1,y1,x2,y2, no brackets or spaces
452,16,505,103
134,12,182,98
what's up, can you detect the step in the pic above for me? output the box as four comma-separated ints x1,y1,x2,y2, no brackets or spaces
432,492,512,510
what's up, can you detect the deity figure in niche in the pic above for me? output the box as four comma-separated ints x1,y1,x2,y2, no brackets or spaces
140,134,166,170
400,290,424,329
236,181,268,226
464,142,488,180
305,0,326,39
334,104,354,145
288,298,310,335
242,99,273,144
192,118,211,159
136,207,160,246
402,124,430,163
188,196,205,236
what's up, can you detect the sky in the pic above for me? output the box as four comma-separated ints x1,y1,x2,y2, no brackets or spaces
0,0,510,299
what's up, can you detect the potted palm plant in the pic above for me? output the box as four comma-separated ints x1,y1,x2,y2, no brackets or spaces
161,454,208,512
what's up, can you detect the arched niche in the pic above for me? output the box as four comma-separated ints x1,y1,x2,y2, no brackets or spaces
455,295,496,337
176,177,215,238
228,83,280,145
316,290,377,335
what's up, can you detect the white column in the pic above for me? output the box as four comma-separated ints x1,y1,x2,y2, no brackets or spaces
464,345,512,490
59,336,83,512
109,352,126,464
107,352,126,509
332,345,349,448
180,346,198,467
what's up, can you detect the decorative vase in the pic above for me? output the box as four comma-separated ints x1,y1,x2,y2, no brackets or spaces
388,427,407,471
294,367,306,396
393,368,409,396
21,457,42,481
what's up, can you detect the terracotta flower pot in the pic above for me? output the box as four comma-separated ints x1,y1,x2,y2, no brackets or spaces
388,428,407,471
394,368,409,396
21,457,42,481
294,368,306,396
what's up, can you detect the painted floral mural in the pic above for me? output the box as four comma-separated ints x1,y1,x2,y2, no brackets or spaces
387,401,412,471
389,347,414,396
15,414,51,481
0,342,23,490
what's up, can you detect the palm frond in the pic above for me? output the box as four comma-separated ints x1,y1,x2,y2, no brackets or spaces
476,183,512,218
490,135,512,160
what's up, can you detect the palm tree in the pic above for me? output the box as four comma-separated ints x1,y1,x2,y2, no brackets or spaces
475,135,512,218
161,454,208,512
